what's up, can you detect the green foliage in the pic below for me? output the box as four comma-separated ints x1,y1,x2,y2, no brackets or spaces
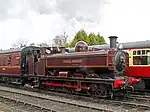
70,29,88,47
96,33,106,44
64,43,70,47
69,29,106,47
88,33,97,45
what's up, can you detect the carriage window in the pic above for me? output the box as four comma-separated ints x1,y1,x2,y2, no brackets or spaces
148,56,150,65
137,50,141,55
8,56,11,65
2,56,6,66
133,51,136,55
133,56,148,65
15,56,20,65
146,50,150,54
142,50,146,55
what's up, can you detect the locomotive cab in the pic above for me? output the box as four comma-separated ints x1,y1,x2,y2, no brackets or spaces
20,46,40,76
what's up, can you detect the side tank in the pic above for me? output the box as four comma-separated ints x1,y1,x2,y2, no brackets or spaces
45,36,128,77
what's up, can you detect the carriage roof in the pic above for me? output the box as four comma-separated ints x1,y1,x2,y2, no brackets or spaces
0,46,39,54
0,48,23,54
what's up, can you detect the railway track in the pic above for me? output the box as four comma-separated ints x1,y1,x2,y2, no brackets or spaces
0,85,114,112
0,85,149,112
0,97,49,112
126,93,150,103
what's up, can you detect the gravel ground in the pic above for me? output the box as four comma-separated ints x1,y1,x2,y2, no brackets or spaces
0,99,106,112
0,86,149,112
0,97,149,112
0,98,45,112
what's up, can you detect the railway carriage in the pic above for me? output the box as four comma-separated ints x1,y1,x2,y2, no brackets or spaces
125,48,150,89
0,48,21,75
0,36,140,98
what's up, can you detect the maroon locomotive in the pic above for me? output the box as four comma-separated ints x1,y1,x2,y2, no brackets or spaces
0,36,140,98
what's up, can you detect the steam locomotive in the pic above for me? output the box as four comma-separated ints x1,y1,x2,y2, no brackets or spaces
0,36,140,98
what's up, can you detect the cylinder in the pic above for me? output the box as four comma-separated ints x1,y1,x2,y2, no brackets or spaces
108,36,118,49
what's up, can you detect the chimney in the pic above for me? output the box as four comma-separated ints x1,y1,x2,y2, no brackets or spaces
108,36,118,49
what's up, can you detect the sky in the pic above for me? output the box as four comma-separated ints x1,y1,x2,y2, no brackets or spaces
0,0,150,49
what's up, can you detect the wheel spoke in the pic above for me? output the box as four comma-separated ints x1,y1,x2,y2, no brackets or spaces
96,90,101,96
89,84,108,97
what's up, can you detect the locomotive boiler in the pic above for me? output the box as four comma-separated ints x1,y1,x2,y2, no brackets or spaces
0,36,140,98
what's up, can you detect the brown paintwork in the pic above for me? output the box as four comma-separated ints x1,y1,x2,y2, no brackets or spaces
37,59,46,75
46,57,107,68
47,50,107,58
0,51,21,75
46,49,117,69
37,47,46,75
107,50,116,70
0,46,118,76
27,56,34,75
0,46,45,76
0,67,20,74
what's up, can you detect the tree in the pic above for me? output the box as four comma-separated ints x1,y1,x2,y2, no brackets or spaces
52,32,68,47
87,33,97,45
11,39,28,48
64,43,70,48
69,29,88,47
69,29,107,47
96,33,106,44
